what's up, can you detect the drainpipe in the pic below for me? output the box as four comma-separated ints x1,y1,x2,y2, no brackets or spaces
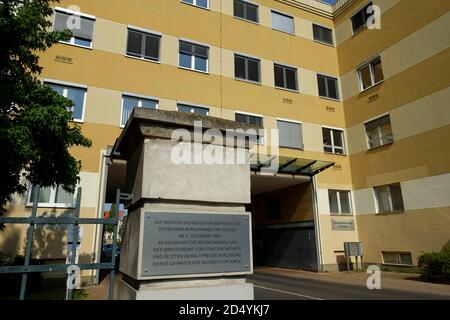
311,175,324,272
93,150,110,285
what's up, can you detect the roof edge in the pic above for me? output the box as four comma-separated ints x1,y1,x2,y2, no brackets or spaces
276,0,356,19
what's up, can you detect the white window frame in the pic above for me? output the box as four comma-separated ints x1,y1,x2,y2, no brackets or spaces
373,184,404,214
235,111,264,145
322,127,345,155
180,0,210,10
125,27,162,62
120,94,159,128
53,7,96,49
358,56,383,91
178,40,209,74
366,125,391,149
364,113,393,149
26,184,78,208
350,1,373,34
177,102,210,116
44,80,87,123
328,190,352,215
381,251,413,266
235,112,263,125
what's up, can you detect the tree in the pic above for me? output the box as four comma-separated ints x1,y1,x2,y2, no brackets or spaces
0,0,92,229
104,203,117,235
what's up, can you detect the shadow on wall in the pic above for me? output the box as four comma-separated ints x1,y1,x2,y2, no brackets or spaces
0,208,94,262
30,209,72,260
0,225,22,257
0,208,97,297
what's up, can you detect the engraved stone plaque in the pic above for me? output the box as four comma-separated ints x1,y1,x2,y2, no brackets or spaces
141,212,251,278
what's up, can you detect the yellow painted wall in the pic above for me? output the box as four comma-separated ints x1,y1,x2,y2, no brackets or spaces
338,0,450,267
356,208,450,265
3,0,448,272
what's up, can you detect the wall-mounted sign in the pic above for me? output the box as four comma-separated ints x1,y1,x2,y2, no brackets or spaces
282,98,293,104
54,55,73,64
141,212,251,279
369,94,379,103
331,219,355,231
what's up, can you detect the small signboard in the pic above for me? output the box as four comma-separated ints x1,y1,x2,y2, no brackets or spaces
344,242,364,257
141,212,251,279
331,220,355,231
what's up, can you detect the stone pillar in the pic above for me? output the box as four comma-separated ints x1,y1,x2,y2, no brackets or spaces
112,108,259,300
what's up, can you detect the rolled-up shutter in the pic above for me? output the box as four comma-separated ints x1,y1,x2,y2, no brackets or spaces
54,10,94,40
365,114,390,131
272,11,294,34
180,41,208,58
278,120,302,149
53,11,71,32
74,17,95,40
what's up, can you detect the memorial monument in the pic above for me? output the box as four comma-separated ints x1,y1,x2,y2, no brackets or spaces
112,108,260,300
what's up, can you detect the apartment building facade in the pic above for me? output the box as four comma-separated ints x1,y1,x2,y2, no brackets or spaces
1,0,449,284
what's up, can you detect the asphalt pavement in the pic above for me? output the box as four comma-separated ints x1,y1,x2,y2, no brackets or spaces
249,270,449,300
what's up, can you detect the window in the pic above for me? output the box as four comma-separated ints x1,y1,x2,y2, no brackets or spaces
382,252,413,266
179,41,209,72
46,82,86,122
126,29,161,61
374,183,404,213
351,2,373,33
235,113,263,127
274,64,298,91
313,24,334,46
53,9,95,48
121,95,158,127
328,190,352,215
177,104,209,116
277,120,303,149
358,57,384,90
234,0,259,23
317,74,339,100
181,0,209,9
27,184,75,207
322,128,345,154
365,114,393,149
235,54,260,83
235,113,264,144
267,197,281,220
271,11,294,34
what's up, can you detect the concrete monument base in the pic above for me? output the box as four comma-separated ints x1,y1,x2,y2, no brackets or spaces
112,109,260,300
117,278,254,300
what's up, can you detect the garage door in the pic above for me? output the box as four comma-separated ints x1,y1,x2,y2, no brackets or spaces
254,227,318,271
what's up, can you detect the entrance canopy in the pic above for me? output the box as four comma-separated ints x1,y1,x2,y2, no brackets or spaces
250,154,334,177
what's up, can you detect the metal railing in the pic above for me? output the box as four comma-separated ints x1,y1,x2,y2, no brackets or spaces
0,187,128,300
